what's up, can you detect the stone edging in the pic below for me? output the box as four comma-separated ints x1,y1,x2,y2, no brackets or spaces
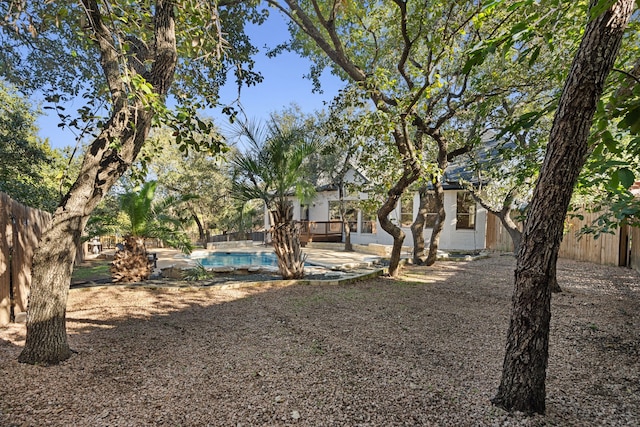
70,267,387,292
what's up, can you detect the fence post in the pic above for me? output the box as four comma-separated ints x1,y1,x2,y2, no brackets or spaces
11,202,31,319
0,193,12,325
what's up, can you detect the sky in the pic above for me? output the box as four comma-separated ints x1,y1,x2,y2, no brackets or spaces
36,10,346,150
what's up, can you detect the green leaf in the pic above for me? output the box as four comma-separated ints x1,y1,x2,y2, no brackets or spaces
528,46,541,67
609,172,620,189
620,105,640,134
617,168,635,189
591,142,604,159
481,0,503,11
589,0,617,21
462,50,486,74
602,130,618,153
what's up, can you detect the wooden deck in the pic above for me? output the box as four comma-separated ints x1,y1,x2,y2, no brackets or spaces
299,221,343,246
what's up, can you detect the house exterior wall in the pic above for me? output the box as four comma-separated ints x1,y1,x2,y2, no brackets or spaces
308,197,330,222
302,189,487,251
435,191,487,251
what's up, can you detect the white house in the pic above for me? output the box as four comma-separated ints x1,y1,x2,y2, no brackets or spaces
265,169,488,252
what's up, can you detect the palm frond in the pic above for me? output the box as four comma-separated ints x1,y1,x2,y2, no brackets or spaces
117,180,194,253
145,222,193,254
230,115,318,216
119,181,157,236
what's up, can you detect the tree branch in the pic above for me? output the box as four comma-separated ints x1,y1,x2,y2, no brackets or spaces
81,0,127,108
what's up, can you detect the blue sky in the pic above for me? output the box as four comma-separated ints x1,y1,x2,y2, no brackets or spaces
36,11,345,150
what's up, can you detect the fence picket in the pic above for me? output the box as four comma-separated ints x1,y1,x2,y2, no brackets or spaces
12,202,30,317
0,193,12,325
486,210,638,269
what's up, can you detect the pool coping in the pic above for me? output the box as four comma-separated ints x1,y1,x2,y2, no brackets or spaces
175,247,385,273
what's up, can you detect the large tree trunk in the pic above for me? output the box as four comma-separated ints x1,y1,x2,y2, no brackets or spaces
377,195,405,276
492,0,633,414
191,210,206,245
271,206,305,279
378,126,422,277
425,176,445,266
410,185,428,264
19,106,154,365
16,215,83,365
426,132,449,266
18,0,177,365
339,184,354,252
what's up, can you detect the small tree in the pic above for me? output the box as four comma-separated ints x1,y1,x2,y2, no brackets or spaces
231,117,317,279
110,181,194,282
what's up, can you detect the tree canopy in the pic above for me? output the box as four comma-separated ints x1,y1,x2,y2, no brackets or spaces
0,80,61,211
263,0,588,274
144,128,240,241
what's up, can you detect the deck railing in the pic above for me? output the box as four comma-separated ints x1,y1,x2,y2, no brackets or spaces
298,221,343,244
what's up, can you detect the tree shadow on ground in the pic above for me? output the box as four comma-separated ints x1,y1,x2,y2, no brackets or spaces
1,255,638,426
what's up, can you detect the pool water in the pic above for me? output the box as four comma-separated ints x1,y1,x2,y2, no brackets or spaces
193,252,279,268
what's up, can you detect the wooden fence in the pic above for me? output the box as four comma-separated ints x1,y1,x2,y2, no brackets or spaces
485,210,640,270
560,212,621,265
631,226,640,271
0,192,52,326
208,231,266,243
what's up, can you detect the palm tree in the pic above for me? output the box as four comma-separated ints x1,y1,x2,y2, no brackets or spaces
110,181,195,282
231,117,317,279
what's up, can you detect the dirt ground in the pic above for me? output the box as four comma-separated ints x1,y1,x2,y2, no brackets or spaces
1,254,638,426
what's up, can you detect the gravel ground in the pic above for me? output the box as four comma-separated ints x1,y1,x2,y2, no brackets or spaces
1,254,638,426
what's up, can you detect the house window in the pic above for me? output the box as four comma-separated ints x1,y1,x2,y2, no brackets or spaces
456,191,476,230
361,204,377,234
329,201,358,233
424,192,438,228
400,195,414,227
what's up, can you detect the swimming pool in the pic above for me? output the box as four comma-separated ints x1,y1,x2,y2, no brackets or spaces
192,251,279,268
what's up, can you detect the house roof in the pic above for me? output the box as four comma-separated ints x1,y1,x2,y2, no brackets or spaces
442,163,477,189
313,167,369,192
316,183,340,192
442,138,512,189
